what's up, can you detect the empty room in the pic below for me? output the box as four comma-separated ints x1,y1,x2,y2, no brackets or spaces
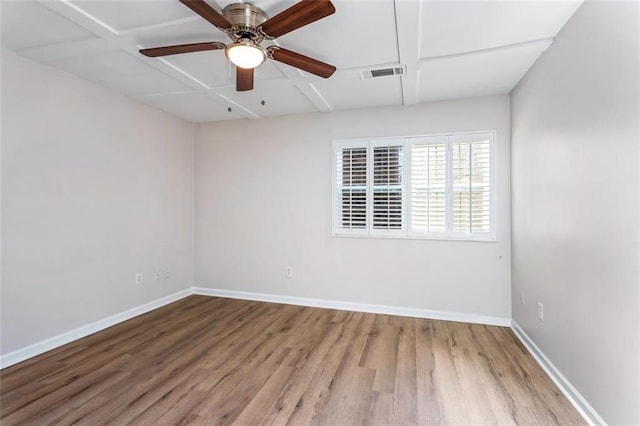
1,0,638,424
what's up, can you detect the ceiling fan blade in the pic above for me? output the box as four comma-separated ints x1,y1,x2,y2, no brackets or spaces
268,47,336,78
260,0,335,39
139,42,225,57
179,0,233,30
236,67,254,91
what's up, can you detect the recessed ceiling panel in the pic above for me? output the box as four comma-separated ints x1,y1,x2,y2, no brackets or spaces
69,0,195,32
275,0,399,70
313,69,403,111
420,1,582,58
53,50,191,97
223,83,317,117
418,41,552,103
138,93,245,122
1,0,95,51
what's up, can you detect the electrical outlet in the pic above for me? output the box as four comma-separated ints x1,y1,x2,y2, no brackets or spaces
155,272,161,281
164,271,171,279
135,273,143,285
286,267,293,278
537,302,544,321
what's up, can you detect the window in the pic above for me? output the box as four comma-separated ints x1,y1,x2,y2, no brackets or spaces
333,132,495,241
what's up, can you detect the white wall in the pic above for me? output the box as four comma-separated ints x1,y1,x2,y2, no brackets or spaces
0,49,195,356
195,95,511,319
510,2,639,424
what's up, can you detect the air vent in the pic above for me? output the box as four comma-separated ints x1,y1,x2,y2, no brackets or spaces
360,65,406,79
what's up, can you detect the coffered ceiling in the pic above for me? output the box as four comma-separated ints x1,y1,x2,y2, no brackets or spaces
1,0,582,123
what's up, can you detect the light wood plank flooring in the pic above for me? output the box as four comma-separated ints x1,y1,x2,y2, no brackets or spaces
0,295,584,425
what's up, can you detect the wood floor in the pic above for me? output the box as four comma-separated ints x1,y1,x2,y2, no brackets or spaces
0,295,584,425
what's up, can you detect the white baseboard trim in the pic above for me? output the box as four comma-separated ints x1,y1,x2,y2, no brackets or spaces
0,288,193,369
511,320,606,426
192,287,511,327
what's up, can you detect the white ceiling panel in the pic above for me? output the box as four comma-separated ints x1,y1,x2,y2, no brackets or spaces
222,83,317,117
69,0,195,32
313,69,403,111
418,40,552,103
53,50,191,97
137,92,245,122
276,0,399,70
420,1,582,58
0,0,95,51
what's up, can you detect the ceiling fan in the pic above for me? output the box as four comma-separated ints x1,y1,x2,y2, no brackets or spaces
140,0,337,92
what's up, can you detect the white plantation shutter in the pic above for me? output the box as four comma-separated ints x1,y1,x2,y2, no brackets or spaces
335,142,368,233
410,139,447,235
333,132,494,240
371,144,404,233
451,135,492,236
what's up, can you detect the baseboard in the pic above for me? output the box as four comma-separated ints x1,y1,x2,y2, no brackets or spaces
0,288,193,369
511,320,606,426
192,287,511,327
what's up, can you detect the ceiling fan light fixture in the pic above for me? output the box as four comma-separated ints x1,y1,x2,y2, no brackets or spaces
225,40,266,69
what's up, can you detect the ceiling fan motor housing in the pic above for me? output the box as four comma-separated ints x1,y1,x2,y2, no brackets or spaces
223,3,268,31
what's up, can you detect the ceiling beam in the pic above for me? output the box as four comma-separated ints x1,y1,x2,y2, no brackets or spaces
296,83,333,112
118,17,202,35
394,0,422,105
17,38,117,63
419,38,554,62
264,40,334,113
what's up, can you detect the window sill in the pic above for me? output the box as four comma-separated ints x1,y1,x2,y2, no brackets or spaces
331,233,497,242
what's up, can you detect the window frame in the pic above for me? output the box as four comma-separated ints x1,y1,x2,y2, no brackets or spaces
332,131,497,242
